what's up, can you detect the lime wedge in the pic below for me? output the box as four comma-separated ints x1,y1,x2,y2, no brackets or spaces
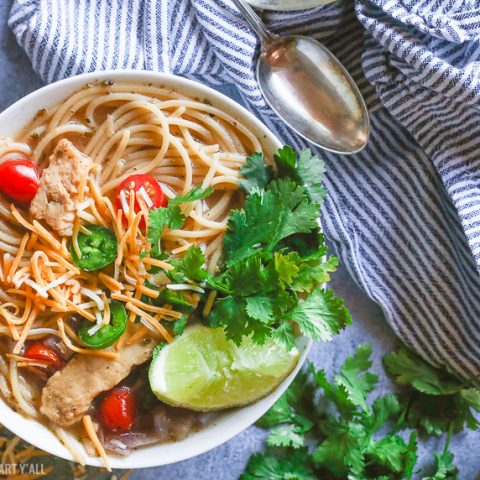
149,325,299,411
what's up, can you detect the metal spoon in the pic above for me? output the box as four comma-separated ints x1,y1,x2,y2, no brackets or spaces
231,0,370,154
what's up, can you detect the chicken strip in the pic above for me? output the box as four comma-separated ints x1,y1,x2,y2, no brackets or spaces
30,139,93,237
40,341,155,427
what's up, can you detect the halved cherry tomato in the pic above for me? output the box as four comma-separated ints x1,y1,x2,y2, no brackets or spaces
24,343,62,369
98,386,136,433
114,174,166,227
0,159,40,204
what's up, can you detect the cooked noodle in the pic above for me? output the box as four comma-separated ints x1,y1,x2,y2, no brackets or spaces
0,81,265,465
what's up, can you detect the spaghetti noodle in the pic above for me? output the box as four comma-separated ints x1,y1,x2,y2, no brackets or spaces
0,81,264,465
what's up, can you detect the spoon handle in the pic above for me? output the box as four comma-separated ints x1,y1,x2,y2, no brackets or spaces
230,0,275,45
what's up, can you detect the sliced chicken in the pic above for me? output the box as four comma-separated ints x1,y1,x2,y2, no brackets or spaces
40,341,155,427
30,139,93,237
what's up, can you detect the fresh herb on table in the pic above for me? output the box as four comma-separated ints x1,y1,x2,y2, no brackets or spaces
242,344,480,480
147,146,350,349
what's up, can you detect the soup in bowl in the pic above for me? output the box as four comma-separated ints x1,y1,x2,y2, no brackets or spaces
0,71,328,469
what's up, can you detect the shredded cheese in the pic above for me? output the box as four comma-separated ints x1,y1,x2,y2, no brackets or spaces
65,299,96,321
111,293,182,318
141,256,174,271
125,302,173,342
43,271,76,292
125,325,150,345
81,287,105,311
13,306,39,354
82,415,111,472
7,233,29,281
137,283,160,299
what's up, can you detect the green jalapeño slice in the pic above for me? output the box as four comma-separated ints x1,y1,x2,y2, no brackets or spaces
70,225,118,271
79,300,128,349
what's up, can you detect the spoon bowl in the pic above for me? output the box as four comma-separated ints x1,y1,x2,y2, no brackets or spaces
257,36,370,153
231,0,370,154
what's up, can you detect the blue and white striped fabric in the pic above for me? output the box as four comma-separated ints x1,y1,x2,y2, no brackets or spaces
8,0,480,383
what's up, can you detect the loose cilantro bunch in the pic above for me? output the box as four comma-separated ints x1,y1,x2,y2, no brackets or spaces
242,344,480,480
147,146,350,349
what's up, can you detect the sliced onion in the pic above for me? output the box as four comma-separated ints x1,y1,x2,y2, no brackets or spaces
166,283,205,294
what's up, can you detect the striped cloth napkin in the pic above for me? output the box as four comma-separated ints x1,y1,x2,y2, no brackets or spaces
8,0,480,383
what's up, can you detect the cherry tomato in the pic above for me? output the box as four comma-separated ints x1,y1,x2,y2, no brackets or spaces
24,343,62,369
114,174,166,226
0,159,40,204
98,386,136,433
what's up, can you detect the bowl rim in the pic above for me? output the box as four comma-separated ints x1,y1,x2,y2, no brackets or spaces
0,69,313,470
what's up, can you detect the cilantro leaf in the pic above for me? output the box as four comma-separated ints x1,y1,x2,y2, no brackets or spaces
248,341,476,480
296,149,327,204
258,370,314,433
241,449,317,480
274,252,300,285
365,434,408,473
385,348,480,436
269,180,321,243
206,296,272,345
309,364,356,418
384,348,464,395
272,321,297,350
405,388,480,436
366,394,402,432
195,146,340,347
279,230,325,259
148,206,185,250
257,394,296,428
268,424,305,449
229,255,273,296
169,245,207,283
172,316,188,336
168,186,214,206
313,421,366,477
404,431,418,480
289,288,351,342
274,146,327,203
239,152,273,193
156,289,193,309
335,344,379,412
422,450,458,480
292,255,338,294
274,145,298,179
223,180,319,264
245,296,275,323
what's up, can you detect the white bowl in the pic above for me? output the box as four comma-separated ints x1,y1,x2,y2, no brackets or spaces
0,70,312,469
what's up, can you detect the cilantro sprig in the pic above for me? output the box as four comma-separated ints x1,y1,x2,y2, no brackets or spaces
146,146,350,349
384,348,480,436
147,186,213,254
242,344,479,480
